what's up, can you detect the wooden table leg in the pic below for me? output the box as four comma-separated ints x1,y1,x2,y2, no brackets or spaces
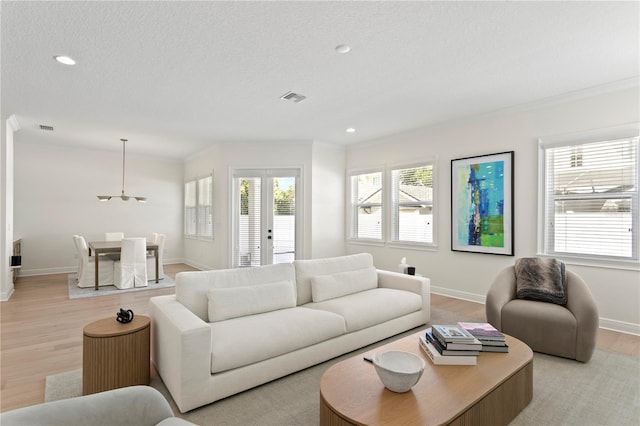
94,252,99,290
155,248,159,283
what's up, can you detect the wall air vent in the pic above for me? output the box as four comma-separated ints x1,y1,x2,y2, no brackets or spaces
39,125,54,131
280,91,306,103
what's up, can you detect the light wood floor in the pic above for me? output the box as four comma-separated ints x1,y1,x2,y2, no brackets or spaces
1,264,638,413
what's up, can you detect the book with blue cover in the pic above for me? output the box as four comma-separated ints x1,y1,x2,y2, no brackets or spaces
419,335,477,365
426,329,481,355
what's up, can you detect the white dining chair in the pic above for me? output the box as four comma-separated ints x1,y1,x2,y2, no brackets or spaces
114,238,148,289
72,235,115,288
104,232,125,241
147,233,165,280
72,234,84,278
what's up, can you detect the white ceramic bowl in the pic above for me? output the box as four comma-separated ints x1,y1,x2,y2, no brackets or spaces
372,350,426,393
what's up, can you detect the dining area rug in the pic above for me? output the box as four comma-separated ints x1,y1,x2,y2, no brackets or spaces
67,274,175,299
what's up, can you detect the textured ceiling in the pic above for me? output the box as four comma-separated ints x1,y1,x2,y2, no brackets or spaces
2,1,638,159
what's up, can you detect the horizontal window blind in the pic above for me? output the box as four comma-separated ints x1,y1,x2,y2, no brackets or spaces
237,177,261,266
351,171,382,240
544,136,638,259
184,180,196,236
198,176,213,238
391,164,434,243
184,174,213,239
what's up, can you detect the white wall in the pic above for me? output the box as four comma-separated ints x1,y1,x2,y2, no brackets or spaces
184,141,313,270
1,117,18,300
345,85,640,334
311,142,346,258
14,142,183,275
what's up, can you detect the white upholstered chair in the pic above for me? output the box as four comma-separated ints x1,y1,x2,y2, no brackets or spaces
104,232,124,241
114,238,148,289
147,233,165,280
72,235,115,288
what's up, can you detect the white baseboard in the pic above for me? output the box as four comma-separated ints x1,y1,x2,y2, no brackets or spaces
599,318,640,336
431,285,486,305
183,259,213,271
1,286,15,302
431,286,640,336
17,257,185,277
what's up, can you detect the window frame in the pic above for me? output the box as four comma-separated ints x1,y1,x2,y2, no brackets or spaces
388,160,437,249
537,124,639,269
184,172,214,240
347,168,384,244
347,160,438,250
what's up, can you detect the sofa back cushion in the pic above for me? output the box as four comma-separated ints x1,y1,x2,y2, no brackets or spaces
293,253,376,305
311,267,377,302
175,263,296,321
207,280,296,322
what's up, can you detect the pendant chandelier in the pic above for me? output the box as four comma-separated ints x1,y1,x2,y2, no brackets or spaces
97,138,147,202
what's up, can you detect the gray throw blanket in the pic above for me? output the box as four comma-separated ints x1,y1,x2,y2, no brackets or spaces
515,257,567,305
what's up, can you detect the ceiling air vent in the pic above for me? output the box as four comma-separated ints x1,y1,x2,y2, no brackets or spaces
280,91,306,103
39,124,54,131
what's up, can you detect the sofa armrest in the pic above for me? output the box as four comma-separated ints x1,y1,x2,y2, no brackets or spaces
565,271,599,362
149,295,212,413
0,386,177,426
377,269,430,323
485,266,517,331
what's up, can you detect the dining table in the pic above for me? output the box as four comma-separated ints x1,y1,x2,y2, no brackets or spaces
88,241,159,291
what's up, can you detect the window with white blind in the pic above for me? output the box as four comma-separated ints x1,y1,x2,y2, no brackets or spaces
391,163,434,244
184,180,196,237
184,173,213,239
349,171,383,241
540,129,639,262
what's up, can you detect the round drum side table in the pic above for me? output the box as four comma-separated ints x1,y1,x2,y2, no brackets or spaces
82,315,150,395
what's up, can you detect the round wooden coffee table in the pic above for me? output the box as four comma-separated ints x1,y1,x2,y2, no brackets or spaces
82,315,150,395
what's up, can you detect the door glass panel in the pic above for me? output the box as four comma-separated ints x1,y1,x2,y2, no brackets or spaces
273,176,296,264
237,177,261,267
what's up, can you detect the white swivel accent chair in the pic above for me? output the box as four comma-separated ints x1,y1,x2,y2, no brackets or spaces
104,232,124,241
73,235,115,288
147,233,165,280
114,238,148,289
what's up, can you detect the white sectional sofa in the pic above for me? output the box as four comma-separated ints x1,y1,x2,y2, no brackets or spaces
149,253,430,413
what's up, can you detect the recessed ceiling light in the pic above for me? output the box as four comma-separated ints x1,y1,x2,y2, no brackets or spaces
54,55,76,65
335,44,351,54
346,128,356,133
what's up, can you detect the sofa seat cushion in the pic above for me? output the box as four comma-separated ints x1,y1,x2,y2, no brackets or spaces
210,307,346,373
304,288,422,333
501,298,577,358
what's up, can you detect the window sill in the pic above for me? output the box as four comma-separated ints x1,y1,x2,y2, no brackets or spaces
184,235,215,242
346,239,385,248
347,239,438,252
536,253,640,271
387,241,438,252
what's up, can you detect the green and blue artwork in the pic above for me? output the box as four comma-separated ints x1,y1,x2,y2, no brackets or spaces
455,160,505,248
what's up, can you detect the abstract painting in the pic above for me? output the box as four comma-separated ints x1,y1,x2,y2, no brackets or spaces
451,151,514,255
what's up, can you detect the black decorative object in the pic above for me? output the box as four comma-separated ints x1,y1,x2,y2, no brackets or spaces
116,308,134,324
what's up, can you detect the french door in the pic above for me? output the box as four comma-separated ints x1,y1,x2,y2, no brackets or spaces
231,168,301,267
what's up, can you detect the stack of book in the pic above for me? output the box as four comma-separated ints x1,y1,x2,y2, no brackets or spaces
457,322,509,353
419,324,481,365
